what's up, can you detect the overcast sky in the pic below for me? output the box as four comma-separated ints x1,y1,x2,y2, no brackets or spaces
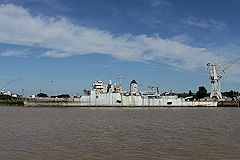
0,0,240,96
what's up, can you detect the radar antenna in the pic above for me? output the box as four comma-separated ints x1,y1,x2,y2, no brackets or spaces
148,85,160,94
116,74,125,86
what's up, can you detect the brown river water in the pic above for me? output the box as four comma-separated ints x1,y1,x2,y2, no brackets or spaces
0,106,240,160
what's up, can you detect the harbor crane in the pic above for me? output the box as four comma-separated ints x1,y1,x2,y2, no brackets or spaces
207,57,240,100
2,78,22,93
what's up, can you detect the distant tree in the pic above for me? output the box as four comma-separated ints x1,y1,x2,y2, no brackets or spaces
0,95,13,100
188,90,193,96
196,86,208,99
57,94,70,98
176,93,188,98
222,90,238,99
37,93,48,97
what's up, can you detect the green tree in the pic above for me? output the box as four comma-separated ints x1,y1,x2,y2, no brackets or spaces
196,86,208,99
37,93,48,97
188,90,193,96
222,90,238,99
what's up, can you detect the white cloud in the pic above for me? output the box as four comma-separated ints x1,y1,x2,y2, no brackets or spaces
183,19,208,29
145,0,171,7
171,33,193,44
0,4,228,71
0,49,30,57
232,0,240,4
182,17,227,31
42,51,73,58
223,64,240,83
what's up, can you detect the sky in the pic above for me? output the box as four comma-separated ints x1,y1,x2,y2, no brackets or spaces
0,0,240,96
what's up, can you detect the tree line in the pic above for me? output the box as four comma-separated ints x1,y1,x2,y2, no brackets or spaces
177,86,239,100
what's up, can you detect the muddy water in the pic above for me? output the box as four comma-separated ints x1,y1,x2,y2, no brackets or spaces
0,106,240,160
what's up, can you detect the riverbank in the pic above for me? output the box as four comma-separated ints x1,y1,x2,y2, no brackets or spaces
218,101,240,107
0,100,24,106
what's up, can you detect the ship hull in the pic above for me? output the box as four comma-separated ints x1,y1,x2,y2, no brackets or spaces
24,92,218,107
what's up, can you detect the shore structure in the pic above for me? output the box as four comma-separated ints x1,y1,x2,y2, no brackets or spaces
24,80,217,107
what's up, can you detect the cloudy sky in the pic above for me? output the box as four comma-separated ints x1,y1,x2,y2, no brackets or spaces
0,0,240,96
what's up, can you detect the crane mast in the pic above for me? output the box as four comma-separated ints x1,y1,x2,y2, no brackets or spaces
207,63,222,100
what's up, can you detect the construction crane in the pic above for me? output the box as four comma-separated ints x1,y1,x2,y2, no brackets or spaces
207,57,240,100
2,77,22,93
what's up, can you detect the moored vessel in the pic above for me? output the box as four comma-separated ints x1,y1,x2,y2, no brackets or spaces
24,79,217,107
